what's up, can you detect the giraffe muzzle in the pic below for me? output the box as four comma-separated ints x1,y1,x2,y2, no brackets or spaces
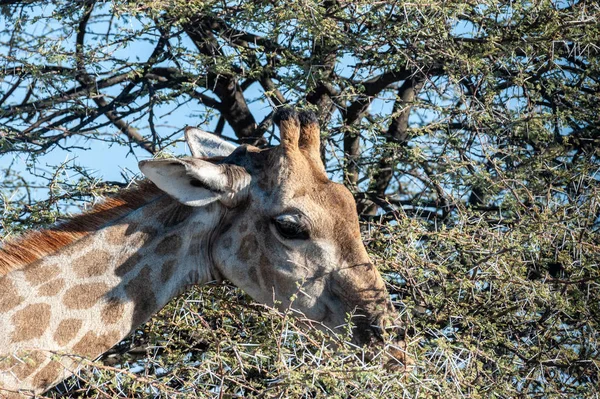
349,304,401,346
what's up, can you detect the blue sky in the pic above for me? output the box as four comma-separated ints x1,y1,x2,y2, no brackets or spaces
0,2,479,207
0,3,271,203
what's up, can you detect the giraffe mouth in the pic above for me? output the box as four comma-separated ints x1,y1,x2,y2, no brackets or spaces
349,313,386,346
306,300,388,346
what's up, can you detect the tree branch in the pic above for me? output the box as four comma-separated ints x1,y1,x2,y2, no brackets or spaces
342,69,418,187
181,17,259,142
360,76,426,215
74,2,155,154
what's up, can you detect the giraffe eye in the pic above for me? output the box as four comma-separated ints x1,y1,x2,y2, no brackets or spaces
272,214,310,240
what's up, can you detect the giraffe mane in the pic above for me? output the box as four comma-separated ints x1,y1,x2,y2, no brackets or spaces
0,181,163,276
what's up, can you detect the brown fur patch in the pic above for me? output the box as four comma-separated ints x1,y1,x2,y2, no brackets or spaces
115,253,142,277
105,222,138,245
72,331,121,359
101,298,126,325
161,259,176,283
186,233,204,260
248,266,259,285
32,360,63,389
38,278,66,297
237,235,258,262
154,235,182,256
254,219,268,234
139,226,159,241
72,250,111,278
0,277,23,312
23,262,60,286
0,181,162,276
293,186,308,198
63,283,109,310
11,303,51,342
258,253,273,288
53,318,82,347
105,223,157,247
125,266,157,327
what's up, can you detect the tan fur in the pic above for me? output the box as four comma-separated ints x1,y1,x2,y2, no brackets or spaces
0,278,23,312
53,319,82,347
101,299,126,325
62,282,110,309
279,118,301,150
37,279,65,297
31,362,62,390
72,331,121,359
11,304,51,342
0,181,162,276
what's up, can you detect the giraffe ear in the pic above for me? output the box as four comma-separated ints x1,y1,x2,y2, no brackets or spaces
184,127,238,158
139,157,250,207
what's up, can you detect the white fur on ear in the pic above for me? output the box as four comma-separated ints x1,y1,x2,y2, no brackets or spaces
138,158,220,207
139,157,252,207
185,127,238,158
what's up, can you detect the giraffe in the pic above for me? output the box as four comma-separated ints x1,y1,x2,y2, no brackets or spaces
0,108,401,398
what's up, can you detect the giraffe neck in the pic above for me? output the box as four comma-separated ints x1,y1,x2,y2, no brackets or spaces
0,193,221,397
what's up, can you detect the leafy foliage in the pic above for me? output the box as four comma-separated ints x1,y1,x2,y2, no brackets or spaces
1,0,599,397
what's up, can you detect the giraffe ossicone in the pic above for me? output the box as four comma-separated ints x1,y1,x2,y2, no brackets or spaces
0,108,403,398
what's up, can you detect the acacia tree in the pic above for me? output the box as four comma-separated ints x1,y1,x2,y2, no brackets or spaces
1,0,599,397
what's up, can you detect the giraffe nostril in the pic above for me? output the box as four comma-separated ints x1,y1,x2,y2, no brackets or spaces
369,311,405,343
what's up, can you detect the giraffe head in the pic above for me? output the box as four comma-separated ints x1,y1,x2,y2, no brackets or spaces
139,108,398,346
